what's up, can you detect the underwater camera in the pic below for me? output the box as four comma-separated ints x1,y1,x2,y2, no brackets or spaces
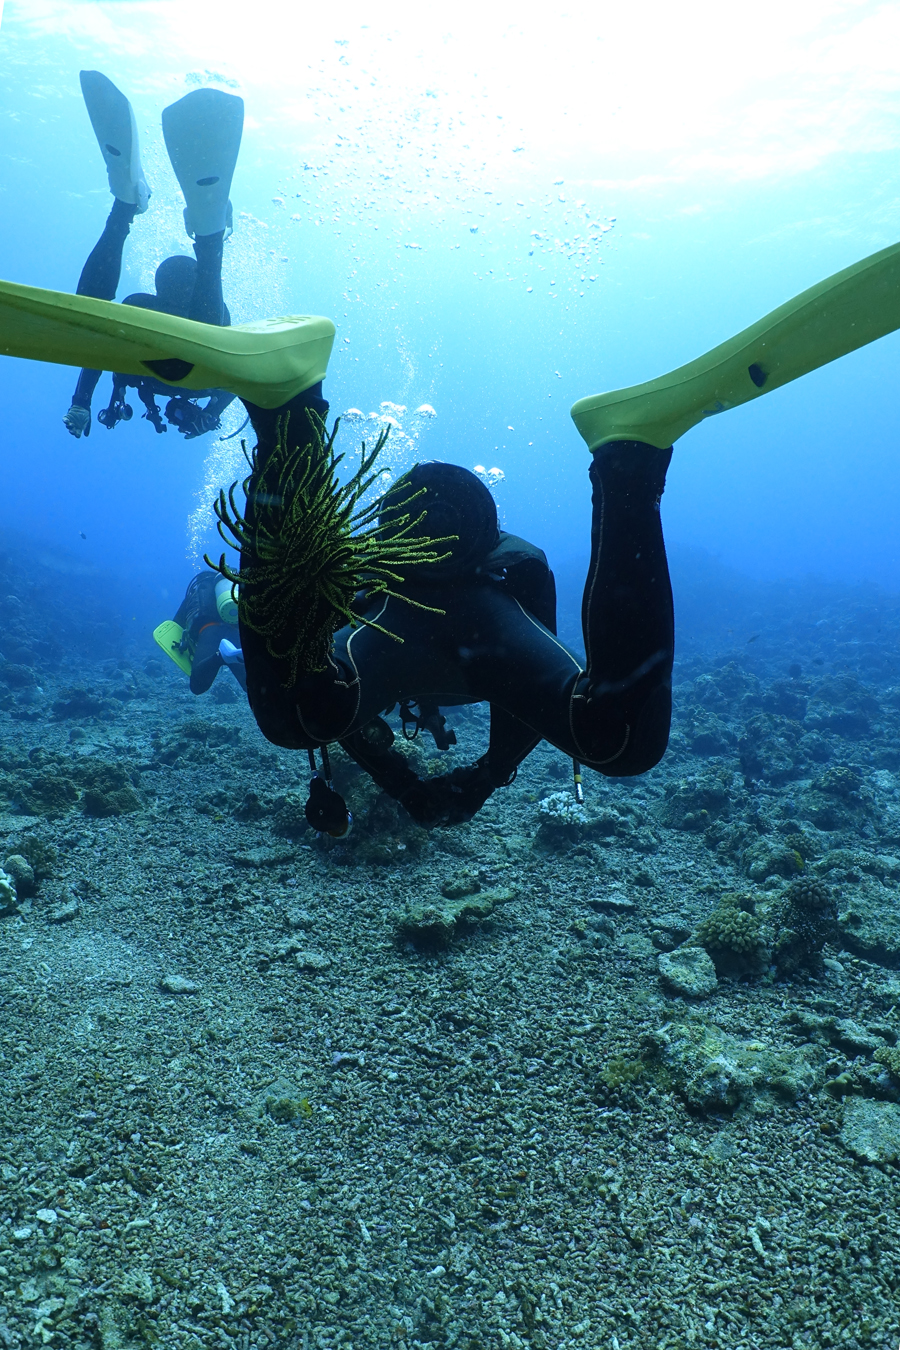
97,397,133,428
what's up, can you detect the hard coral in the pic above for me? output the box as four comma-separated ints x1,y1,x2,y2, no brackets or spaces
771,876,837,979
696,906,761,955
693,893,767,976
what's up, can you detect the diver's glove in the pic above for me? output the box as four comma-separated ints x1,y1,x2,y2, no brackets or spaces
63,404,91,439
400,756,495,828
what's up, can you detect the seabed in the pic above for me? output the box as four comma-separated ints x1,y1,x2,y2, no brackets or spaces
1,545,899,1349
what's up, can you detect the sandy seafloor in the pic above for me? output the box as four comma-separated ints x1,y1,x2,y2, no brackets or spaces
2,540,900,1350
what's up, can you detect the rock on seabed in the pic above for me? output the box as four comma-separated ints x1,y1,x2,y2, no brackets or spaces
646,1019,825,1113
658,945,717,997
839,1097,900,1163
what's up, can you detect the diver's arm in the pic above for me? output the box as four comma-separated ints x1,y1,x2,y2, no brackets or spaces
340,729,499,828
63,367,103,438
191,388,235,436
204,389,235,421
168,389,236,439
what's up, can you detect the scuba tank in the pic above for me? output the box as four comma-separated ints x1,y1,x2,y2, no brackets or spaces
215,577,239,625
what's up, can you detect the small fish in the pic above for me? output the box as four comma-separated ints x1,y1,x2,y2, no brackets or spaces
747,633,759,644
79,531,87,540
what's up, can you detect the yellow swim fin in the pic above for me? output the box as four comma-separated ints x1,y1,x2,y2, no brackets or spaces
0,279,335,410
153,620,193,676
571,238,900,451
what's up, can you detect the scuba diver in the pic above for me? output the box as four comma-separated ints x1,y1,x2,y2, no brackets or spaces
153,571,246,695
63,71,242,441
3,214,900,827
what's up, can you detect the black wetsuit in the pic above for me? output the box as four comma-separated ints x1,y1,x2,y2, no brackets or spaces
233,386,674,827
173,572,243,695
69,198,235,435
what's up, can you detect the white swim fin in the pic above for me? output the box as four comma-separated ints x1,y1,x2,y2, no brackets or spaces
162,88,244,240
79,70,150,213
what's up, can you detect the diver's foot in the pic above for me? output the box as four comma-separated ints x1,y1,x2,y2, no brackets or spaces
590,440,672,505
192,227,227,263
184,201,233,243
79,70,150,212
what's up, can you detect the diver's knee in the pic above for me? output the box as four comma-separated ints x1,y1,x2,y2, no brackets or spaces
619,684,671,774
584,683,671,777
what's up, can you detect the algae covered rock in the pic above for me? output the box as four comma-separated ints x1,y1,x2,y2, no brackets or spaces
800,764,877,832
15,835,57,882
644,1018,824,1113
119,1269,155,1303
656,771,731,830
874,1046,900,1082
265,1093,313,1124
397,886,515,947
258,1075,314,1124
658,946,717,998
79,762,142,817
771,876,838,978
295,949,332,973
838,891,900,967
441,870,481,900
685,711,734,757
839,1097,900,1163
51,686,116,720
3,853,34,896
742,839,804,883
691,662,760,712
159,974,199,995
272,791,308,839
738,713,805,785
19,772,78,816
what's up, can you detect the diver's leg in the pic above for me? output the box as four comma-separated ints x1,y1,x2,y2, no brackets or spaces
485,705,542,783
390,542,670,781
570,441,674,775
188,230,226,326
332,586,580,756
163,87,242,326
76,197,138,300
65,198,139,434
238,389,335,746
339,592,576,826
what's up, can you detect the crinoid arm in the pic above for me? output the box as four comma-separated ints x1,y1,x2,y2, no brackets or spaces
205,413,453,683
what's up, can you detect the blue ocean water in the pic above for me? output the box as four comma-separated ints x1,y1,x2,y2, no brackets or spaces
2,3,899,639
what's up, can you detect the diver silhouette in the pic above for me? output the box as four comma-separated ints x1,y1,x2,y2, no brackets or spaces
152,571,246,696
63,71,242,441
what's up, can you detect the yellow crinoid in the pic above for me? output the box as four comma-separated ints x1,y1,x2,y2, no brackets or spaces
206,411,452,682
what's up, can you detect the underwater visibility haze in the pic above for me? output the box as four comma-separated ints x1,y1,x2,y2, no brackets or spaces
2,2,900,1347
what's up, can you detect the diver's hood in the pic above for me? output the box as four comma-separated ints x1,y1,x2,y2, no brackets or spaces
379,461,499,583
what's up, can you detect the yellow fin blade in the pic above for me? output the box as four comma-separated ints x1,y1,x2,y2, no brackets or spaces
0,278,335,410
572,238,900,450
152,620,193,675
